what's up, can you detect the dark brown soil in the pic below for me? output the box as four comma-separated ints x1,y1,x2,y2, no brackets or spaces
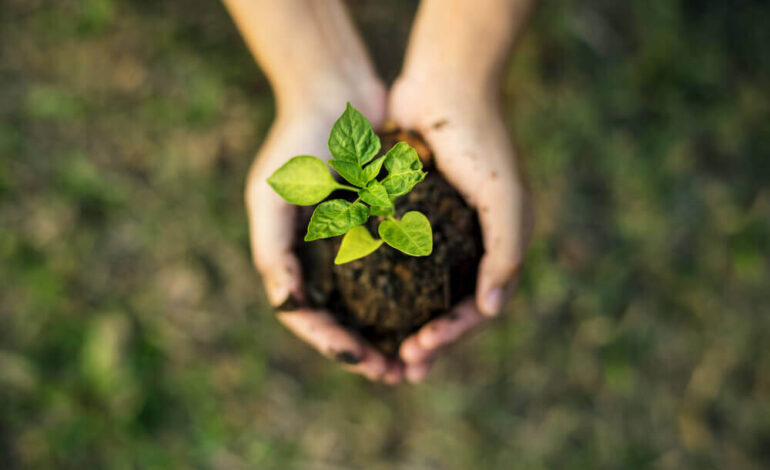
294,129,482,356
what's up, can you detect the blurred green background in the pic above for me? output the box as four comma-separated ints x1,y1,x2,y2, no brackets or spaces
1,0,769,468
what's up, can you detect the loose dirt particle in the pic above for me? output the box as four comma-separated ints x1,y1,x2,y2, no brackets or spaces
275,294,301,312
431,119,449,130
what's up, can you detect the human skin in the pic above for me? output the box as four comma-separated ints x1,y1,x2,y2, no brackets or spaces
223,0,535,384
390,0,537,382
222,0,400,383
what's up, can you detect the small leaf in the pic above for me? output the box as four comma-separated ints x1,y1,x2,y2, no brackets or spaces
334,226,383,264
382,142,426,197
384,142,421,172
267,155,339,206
328,160,366,187
305,199,369,241
378,211,433,256
363,155,386,182
358,181,392,208
328,103,381,166
267,156,339,205
383,171,426,198
369,205,394,217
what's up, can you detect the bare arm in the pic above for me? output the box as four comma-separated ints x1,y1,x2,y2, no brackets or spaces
391,0,537,382
399,0,536,97
222,0,384,119
223,0,393,382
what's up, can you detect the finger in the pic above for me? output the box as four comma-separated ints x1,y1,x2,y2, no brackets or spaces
416,299,487,350
246,172,303,306
399,299,487,366
419,125,531,317
399,334,432,365
245,118,326,307
474,184,533,316
405,359,433,383
342,345,388,381
382,359,405,385
278,309,387,380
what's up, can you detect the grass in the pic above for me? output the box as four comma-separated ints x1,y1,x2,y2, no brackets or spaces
1,0,769,468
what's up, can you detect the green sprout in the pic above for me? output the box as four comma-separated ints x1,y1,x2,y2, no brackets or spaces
267,103,433,264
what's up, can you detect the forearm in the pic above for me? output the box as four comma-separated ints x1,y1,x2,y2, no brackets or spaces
222,0,382,117
400,0,537,96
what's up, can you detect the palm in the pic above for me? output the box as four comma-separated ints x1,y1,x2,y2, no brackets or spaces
388,79,534,381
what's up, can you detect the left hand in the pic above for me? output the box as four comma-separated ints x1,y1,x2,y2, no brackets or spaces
388,76,535,382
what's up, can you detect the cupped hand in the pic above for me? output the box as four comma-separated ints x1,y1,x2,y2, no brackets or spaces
388,77,535,382
245,90,405,384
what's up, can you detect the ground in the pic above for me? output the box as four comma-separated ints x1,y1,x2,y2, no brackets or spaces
1,0,769,468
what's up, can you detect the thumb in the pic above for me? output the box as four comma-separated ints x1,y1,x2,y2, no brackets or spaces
474,187,533,317
258,251,304,308
246,173,304,307
476,254,521,317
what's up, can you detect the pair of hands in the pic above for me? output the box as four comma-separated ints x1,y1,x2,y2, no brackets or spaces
246,76,533,384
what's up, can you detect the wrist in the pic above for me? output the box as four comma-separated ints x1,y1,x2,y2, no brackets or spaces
274,72,387,128
397,68,500,104
391,71,500,119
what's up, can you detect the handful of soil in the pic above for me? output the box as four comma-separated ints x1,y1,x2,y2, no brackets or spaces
295,129,483,356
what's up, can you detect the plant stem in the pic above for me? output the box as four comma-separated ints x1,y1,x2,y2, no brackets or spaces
336,184,359,192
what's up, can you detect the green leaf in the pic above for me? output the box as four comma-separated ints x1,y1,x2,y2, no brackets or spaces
305,199,369,241
378,211,433,256
358,181,392,208
328,160,366,187
334,226,384,264
328,102,381,166
363,155,386,183
383,170,426,198
382,142,426,197
384,142,421,172
369,205,394,217
267,156,339,206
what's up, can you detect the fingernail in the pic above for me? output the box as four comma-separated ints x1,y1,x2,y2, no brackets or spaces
275,293,302,312
333,350,361,365
484,288,505,316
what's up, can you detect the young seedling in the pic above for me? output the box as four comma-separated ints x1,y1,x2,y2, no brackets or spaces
267,103,433,264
